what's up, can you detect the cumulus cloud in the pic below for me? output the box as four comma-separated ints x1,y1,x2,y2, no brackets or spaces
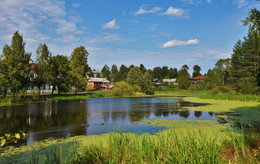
103,19,120,29
162,39,200,48
161,7,190,19
135,6,161,15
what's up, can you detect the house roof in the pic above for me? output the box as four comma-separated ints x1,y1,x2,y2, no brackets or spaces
163,79,177,83
30,63,37,70
189,76,204,80
88,77,110,83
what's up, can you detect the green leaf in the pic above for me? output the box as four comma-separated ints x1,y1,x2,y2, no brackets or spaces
1,139,6,147
15,133,20,139
4,134,11,138
0,137,4,140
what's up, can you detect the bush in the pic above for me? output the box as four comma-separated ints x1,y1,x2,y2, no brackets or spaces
237,77,258,95
112,82,134,97
144,88,154,95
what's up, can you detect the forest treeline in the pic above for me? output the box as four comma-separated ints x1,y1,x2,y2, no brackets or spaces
0,8,259,98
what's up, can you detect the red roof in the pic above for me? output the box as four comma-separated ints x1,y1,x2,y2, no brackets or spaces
30,63,37,70
189,75,204,80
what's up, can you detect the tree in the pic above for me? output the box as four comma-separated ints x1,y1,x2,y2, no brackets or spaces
111,64,118,74
152,67,162,80
162,66,169,79
127,67,143,86
0,59,8,97
192,65,202,78
141,71,154,94
2,31,31,96
139,64,146,73
169,68,179,78
177,65,191,89
70,46,89,94
49,55,72,95
118,64,128,81
34,43,51,95
101,64,111,80
242,8,260,34
215,58,231,85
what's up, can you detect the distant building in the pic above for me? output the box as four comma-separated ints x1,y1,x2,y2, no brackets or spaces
27,59,53,93
87,77,113,89
163,79,178,86
189,76,204,85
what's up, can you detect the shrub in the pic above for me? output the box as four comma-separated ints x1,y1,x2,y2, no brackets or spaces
112,81,133,97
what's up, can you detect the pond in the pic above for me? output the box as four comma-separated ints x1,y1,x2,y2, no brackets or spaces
0,97,243,144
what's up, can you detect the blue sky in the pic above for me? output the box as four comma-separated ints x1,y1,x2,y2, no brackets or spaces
0,0,259,73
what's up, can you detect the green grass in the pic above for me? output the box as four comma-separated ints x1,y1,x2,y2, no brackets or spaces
198,93,260,102
0,90,147,106
1,120,259,163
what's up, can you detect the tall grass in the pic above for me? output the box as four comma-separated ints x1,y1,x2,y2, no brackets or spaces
1,128,258,163
198,93,260,102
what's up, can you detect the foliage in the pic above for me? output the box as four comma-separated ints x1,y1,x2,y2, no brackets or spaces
192,64,202,78
177,65,191,89
70,46,89,94
33,43,52,95
0,131,27,147
1,31,31,97
237,77,259,94
49,55,72,95
229,8,260,94
168,67,179,78
112,81,134,96
101,64,111,80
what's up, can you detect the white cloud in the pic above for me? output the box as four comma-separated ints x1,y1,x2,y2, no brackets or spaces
162,39,200,48
161,7,190,19
233,0,248,8
103,19,120,29
135,6,161,15
206,0,211,3
0,0,82,50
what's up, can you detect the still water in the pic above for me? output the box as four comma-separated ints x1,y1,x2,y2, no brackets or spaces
0,97,214,143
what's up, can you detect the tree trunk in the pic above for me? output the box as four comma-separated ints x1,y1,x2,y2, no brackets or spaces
58,86,61,95
38,84,41,96
51,85,55,96
3,89,7,98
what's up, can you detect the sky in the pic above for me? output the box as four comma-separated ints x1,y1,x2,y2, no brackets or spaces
0,0,259,73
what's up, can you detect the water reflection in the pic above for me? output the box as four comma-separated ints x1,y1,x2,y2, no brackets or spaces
0,98,211,143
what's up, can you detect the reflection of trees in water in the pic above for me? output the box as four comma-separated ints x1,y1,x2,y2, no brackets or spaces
162,112,169,117
128,110,151,123
208,112,214,116
102,111,110,123
112,111,127,122
194,111,202,118
0,100,88,137
179,111,190,118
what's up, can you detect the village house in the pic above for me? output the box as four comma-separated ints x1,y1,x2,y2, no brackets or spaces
27,59,53,93
189,75,204,85
163,79,178,86
87,77,113,89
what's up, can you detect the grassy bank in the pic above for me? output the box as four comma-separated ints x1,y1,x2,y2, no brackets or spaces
1,120,259,163
198,93,260,102
0,90,147,106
